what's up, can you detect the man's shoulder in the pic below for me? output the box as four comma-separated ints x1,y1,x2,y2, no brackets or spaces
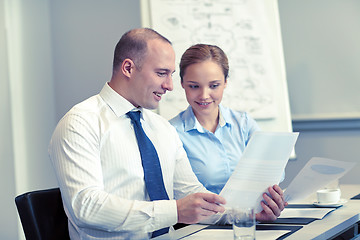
143,109,169,123
143,109,180,132
70,94,103,112
59,95,106,124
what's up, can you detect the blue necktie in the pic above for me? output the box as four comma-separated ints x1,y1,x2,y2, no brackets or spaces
127,111,170,238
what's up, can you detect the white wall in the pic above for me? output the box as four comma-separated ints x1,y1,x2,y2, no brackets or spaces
279,0,360,119
2,1,142,239
50,0,142,121
278,0,360,187
0,1,18,238
2,0,57,239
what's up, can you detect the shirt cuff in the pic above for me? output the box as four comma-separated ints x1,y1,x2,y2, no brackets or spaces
153,199,178,230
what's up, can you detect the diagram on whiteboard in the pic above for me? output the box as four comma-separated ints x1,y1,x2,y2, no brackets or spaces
150,0,278,120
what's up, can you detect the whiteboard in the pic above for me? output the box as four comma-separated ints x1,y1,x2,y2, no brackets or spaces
141,0,293,134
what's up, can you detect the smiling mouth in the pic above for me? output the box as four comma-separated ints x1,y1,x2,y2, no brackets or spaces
196,102,211,106
154,92,164,98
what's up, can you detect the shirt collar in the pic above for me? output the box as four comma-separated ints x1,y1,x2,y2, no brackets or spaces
219,104,234,127
183,104,232,133
218,107,226,127
183,106,201,132
99,83,143,118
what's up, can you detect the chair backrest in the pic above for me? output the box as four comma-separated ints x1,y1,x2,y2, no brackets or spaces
15,188,70,240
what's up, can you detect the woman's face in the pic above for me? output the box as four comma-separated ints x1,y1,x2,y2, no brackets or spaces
181,60,227,120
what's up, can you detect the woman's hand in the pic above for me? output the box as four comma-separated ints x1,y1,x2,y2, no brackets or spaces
255,185,288,222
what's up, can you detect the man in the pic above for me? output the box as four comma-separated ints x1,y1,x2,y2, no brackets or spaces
49,28,285,239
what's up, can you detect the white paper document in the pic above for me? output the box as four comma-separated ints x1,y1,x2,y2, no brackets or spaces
219,132,299,213
279,208,335,219
284,157,356,203
182,229,290,240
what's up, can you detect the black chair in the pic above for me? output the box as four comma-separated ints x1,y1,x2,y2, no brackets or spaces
15,188,70,240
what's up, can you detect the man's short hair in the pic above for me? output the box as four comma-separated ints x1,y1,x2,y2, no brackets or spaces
112,28,172,75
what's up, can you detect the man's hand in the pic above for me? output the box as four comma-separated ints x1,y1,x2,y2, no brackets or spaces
256,184,288,222
176,193,226,224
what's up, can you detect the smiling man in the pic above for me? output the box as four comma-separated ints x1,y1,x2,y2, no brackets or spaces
48,28,226,240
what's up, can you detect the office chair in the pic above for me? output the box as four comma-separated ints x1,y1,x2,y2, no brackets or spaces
15,188,70,240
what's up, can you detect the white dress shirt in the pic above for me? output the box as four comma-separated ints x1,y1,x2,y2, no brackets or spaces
48,83,208,239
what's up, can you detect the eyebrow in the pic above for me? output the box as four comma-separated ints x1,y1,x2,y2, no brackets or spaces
209,80,222,83
156,68,176,74
185,80,222,84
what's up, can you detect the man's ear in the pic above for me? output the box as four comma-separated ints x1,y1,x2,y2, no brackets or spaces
121,59,135,78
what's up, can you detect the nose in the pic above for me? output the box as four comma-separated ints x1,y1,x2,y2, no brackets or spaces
162,75,173,91
199,87,210,100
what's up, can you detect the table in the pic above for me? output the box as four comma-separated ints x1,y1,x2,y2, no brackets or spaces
285,184,360,240
155,184,360,239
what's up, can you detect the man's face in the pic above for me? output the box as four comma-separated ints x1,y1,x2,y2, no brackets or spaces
130,39,175,109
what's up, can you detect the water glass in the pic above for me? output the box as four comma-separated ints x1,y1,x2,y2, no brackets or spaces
231,207,256,240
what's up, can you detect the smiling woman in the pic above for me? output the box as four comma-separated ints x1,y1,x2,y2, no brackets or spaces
170,44,288,222
170,44,261,194
180,60,227,133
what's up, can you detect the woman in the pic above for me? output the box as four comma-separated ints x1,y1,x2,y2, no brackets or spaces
170,44,286,222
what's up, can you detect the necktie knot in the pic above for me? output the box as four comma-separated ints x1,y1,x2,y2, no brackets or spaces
127,111,141,123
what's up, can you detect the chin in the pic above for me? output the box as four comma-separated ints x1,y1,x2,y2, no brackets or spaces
144,103,159,110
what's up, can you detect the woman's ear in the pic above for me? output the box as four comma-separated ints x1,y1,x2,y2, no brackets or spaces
121,59,135,78
181,80,185,89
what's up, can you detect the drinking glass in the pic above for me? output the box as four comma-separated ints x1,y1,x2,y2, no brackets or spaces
231,207,256,240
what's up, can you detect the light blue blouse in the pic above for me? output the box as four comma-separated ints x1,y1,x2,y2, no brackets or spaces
169,105,260,194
